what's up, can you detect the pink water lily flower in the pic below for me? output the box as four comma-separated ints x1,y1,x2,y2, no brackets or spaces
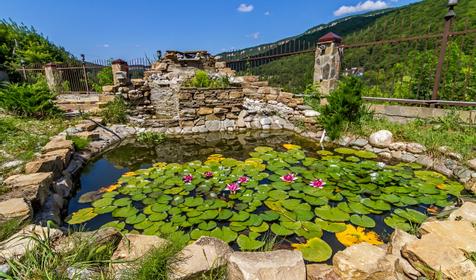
310,179,326,189
203,171,214,179
183,174,193,184
281,173,298,183
226,183,241,194
238,176,249,184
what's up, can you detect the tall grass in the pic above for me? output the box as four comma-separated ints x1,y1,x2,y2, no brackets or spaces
0,218,26,242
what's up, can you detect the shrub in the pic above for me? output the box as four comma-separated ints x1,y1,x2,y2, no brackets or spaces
66,135,90,150
0,79,61,118
319,76,369,140
185,71,231,89
101,97,128,124
136,131,166,145
92,67,114,93
303,83,321,109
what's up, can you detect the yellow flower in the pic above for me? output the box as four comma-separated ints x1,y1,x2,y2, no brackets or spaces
207,154,225,162
100,184,119,193
153,162,167,168
123,171,137,177
283,144,301,150
336,224,383,247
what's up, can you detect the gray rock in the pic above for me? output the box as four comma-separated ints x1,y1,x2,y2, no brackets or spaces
0,198,31,223
66,267,96,280
406,143,426,154
468,159,476,171
350,138,368,147
227,250,305,280
303,110,320,117
337,136,352,147
205,120,221,132
369,130,393,148
306,264,341,280
401,153,417,163
433,161,453,177
172,237,233,280
454,167,472,183
416,155,434,168
389,142,407,151
448,202,476,223
0,263,10,275
259,117,272,126
0,160,23,171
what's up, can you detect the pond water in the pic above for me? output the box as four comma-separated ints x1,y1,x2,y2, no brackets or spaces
67,130,464,263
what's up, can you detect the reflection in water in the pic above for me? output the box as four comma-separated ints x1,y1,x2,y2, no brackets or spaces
69,130,321,217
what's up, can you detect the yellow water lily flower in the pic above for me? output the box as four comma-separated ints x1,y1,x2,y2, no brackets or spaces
153,162,167,168
100,184,119,193
335,224,383,247
123,171,137,177
283,144,302,150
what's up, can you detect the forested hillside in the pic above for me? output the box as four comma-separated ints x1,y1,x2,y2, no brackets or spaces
0,20,73,75
240,0,476,96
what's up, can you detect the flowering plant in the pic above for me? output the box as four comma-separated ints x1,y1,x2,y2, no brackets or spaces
310,179,326,189
183,174,193,184
281,173,298,183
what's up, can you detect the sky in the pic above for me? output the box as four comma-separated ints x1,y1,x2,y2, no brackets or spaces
1,0,419,61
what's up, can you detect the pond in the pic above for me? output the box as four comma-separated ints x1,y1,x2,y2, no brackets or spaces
67,130,464,263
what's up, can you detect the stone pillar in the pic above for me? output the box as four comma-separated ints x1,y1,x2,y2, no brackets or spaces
44,63,61,93
314,32,343,97
111,59,129,86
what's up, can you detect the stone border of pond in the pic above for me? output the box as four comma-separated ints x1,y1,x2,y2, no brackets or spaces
1,111,476,278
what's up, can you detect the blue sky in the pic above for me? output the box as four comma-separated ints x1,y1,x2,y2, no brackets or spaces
1,0,418,60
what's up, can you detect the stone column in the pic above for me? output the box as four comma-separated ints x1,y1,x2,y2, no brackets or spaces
314,32,343,98
44,63,61,93
111,59,129,86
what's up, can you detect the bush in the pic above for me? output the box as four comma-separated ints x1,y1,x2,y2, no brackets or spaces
101,97,128,124
319,76,369,140
185,71,231,89
303,83,321,109
66,135,90,150
137,131,166,145
92,67,113,93
0,80,61,118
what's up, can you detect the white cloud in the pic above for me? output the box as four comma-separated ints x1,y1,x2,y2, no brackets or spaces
103,44,110,48
264,11,270,16
334,1,388,16
247,32,260,39
238,3,254,13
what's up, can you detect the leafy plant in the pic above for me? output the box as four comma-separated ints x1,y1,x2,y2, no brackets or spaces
92,67,113,93
1,227,117,280
303,83,321,109
66,135,90,150
101,97,128,124
0,79,61,118
0,218,25,242
184,71,231,89
319,76,369,140
136,131,166,145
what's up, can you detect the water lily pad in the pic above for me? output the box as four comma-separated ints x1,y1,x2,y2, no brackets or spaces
198,221,217,231
250,222,269,233
314,206,350,222
336,224,383,247
354,151,378,159
100,221,125,230
394,209,427,224
350,215,376,228
230,211,250,222
237,232,265,251
292,238,332,262
271,223,294,236
125,214,146,225
112,206,138,218
67,208,97,224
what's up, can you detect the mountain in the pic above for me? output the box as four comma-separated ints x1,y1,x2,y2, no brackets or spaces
223,0,476,93
219,9,394,60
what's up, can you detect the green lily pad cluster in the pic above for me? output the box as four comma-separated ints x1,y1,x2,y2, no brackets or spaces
67,145,463,262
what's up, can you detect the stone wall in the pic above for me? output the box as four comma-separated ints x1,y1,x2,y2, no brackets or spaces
370,104,476,124
178,88,243,128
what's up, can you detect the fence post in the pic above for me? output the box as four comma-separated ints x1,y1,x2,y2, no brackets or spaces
314,32,343,101
431,1,458,102
20,59,27,81
111,59,129,86
80,54,90,94
44,63,61,94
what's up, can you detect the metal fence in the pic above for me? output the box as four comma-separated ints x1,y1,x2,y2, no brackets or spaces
16,57,152,94
223,3,476,106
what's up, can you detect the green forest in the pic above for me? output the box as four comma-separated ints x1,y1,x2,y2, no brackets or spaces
0,20,73,76
240,0,476,101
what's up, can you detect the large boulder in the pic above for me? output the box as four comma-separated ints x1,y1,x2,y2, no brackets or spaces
332,243,396,280
368,130,393,148
111,234,168,275
448,202,476,223
387,230,421,280
402,220,476,279
54,227,120,254
0,198,31,223
468,158,476,170
25,155,64,178
0,225,63,263
3,172,53,205
227,250,306,280
41,139,74,153
306,264,341,280
171,237,233,280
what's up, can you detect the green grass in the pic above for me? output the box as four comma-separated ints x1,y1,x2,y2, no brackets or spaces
0,218,25,242
136,131,166,145
66,135,90,150
347,112,476,160
0,114,70,178
0,227,118,280
101,97,128,124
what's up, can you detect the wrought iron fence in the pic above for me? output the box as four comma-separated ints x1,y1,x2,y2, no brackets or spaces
16,57,152,94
